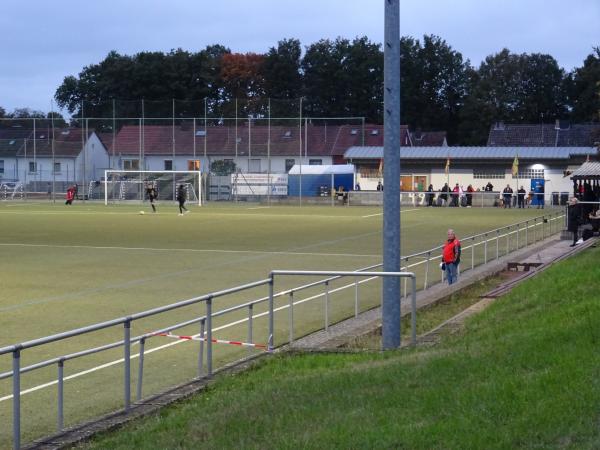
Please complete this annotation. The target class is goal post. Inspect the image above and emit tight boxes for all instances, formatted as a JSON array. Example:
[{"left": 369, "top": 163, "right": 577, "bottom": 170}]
[{"left": 104, "top": 170, "right": 202, "bottom": 206}]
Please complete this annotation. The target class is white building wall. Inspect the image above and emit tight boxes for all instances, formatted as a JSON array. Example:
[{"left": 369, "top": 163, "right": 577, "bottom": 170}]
[
  {"left": 0, "top": 157, "right": 18, "bottom": 181},
  {"left": 75, "top": 133, "right": 109, "bottom": 182}
]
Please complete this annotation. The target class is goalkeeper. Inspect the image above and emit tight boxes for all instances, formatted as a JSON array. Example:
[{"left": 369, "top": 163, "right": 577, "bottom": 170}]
[
  {"left": 177, "top": 184, "right": 189, "bottom": 215},
  {"left": 145, "top": 183, "right": 157, "bottom": 213}
]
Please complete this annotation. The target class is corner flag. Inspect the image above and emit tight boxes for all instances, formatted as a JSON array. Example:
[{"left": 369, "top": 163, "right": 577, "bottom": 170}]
[{"left": 512, "top": 155, "right": 519, "bottom": 177}]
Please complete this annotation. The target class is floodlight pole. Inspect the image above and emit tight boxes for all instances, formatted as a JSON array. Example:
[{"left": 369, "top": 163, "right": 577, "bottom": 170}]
[{"left": 382, "top": 0, "right": 401, "bottom": 349}]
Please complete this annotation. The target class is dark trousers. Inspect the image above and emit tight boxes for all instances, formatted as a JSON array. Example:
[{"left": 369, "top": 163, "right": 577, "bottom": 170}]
[
  {"left": 178, "top": 200, "right": 187, "bottom": 213},
  {"left": 518, "top": 196, "right": 525, "bottom": 208}
]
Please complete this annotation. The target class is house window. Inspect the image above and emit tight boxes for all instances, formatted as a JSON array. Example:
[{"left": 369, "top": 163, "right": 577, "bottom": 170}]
[
  {"left": 309, "top": 159, "right": 322, "bottom": 165},
  {"left": 285, "top": 159, "right": 295, "bottom": 172},
  {"left": 473, "top": 169, "right": 505, "bottom": 179},
  {"left": 123, "top": 159, "right": 139, "bottom": 171},
  {"left": 188, "top": 160, "right": 200, "bottom": 171},
  {"left": 0, "top": 160, "right": 4, "bottom": 174},
  {"left": 29, "top": 161, "right": 37, "bottom": 173},
  {"left": 513, "top": 169, "right": 544, "bottom": 179},
  {"left": 53, "top": 162, "right": 61, "bottom": 174},
  {"left": 164, "top": 160, "right": 173, "bottom": 171}
]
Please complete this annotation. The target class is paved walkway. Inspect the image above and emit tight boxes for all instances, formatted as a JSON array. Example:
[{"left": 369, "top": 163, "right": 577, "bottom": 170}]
[{"left": 288, "top": 235, "right": 597, "bottom": 350}]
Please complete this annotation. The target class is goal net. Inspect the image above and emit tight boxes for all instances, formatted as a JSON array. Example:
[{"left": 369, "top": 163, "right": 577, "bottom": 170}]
[{"left": 104, "top": 170, "right": 202, "bottom": 206}]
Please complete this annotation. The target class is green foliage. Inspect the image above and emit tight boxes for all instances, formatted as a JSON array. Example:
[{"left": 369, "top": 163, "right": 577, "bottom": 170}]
[{"left": 210, "top": 159, "right": 236, "bottom": 175}]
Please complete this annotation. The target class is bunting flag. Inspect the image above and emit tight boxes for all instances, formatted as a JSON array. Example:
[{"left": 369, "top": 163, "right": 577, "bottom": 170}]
[
  {"left": 378, "top": 158, "right": 383, "bottom": 176},
  {"left": 512, "top": 155, "right": 519, "bottom": 177},
  {"left": 444, "top": 157, "right": 450, "bottom": 176},
  {"left": 586, "top": 154, "right": 590, "bottom": 162}
]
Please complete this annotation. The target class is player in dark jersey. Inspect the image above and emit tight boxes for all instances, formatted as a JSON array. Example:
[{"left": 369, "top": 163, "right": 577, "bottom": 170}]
[
  {"left": 145, "top": 183, "right": 157, "bottom": 213},
  {"left": 177, "top": 184, "right": 189, "bottom": 215}
]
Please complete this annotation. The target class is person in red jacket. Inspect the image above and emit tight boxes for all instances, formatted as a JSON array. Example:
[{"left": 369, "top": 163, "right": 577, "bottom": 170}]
[
  {"left": 441, "top": 229, "right": 461, "bottom": 285},
  {"left": 65, "top": 186, "right": 75, "bottom": 205}
]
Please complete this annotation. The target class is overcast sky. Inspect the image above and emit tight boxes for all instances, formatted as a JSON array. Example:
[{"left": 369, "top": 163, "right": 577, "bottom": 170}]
[{"left": 1, "top": 0, "right": 598, "bottom": 114}]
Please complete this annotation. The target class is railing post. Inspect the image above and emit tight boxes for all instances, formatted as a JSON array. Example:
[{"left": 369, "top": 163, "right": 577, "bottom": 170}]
[
  {"left": 354, "top": 277, "right": 359, "bottom": 317},
  {"left": 288, "top": 291, "right": 294, "bottom": 343},
  {"left": 526, "top": 220, "right": 529, "bottom": 246},
  {"left": 471, "top": 237, "right": 475, "bottom": 271},
  {"left": 136, "top": 338, "right": 145, "bottom": 401},
  {"left": 198, "top": 318, "right": 205, "bottom": 377},
  {"left": 123, "top": 320, "right": 131, "bottom": 411},
  {"left": 206, "top": 297, "right": 213, "bottom": 375},
  {"left": 248, "top": 303, "right": 254, "bottom": 353},
  {"left": 496, "top": 229, "right": 500, "bottom": 260},
  {"left": 484, "top": 233, "right": 488, "bottom": 264},
  {"left": 534, "top": 218, "right": 537, "bottom": 242},
  {"left": 516, "top": 223, "right": 520, "bottom": 249},
  {"left": 13, "top": 348, "right": 21, "bottom": 450},
  {"left": 324, "top": 281, "right": 330, "bottom": 332},
  {"left": 268, "top": 278, "right": 274, "bottom": 351},
  {"left": 424, "top": 251, "right": 430, "bottom": 289},
  {"left": 506, "top": 226, "right": 510, "bottom": 255},
  {"left": 411, "top": 276, "right": 417, "bottom": 346},
  {"left": 57, "top": 359, "right": 64, "bottom": 431}
]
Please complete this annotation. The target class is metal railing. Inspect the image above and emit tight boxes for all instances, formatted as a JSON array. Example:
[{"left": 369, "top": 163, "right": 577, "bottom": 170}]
[{"left": 0, "top": 209, "right": 565, "bottom": 449}]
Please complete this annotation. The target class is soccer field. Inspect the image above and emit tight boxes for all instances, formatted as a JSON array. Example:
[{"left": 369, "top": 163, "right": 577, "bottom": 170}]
[{"left": 0, "top": 201, "right": 558, "bottom": 445}]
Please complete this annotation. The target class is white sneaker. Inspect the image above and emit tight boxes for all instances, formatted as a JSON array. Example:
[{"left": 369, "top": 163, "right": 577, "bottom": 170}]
[
  {"left": 178, "top": 213, "right": 183, "bottom": 216},
  {"left": 184, "top": 210, "right": 190, "bottom": 214},
  {"left": 576, "top": 238, "right": 583, "bottom": 244}
]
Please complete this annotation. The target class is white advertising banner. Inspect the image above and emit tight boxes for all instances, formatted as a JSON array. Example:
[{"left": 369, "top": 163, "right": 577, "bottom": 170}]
[{"left": 231, "top": 173, "right": 288, "bottom": 196}]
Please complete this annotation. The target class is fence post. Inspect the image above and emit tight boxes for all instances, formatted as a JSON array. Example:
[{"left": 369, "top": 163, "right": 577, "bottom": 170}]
[
  {"left": 506, "top": 226, "right": 510, "bottom": 255},
  {"left": 13, "top": 348, "right": 21, "bottom": 450},
  {"left": 471, "top": 237, "right": 475, "bottom": 271},
  {"left": 123, "top": 320, "right": 131, "bottom": 411},
  {"left": 496, "top": 229, "right": 500, "bottom": 260},
  {"left": 137, "top": 337, "right": 145, "bottom": 401},
  {"left": 534, "top": 218, "right": 537, "bottom": 242},
  {"left": 324, "top": 281, "right": 330, "bottom": 332},
  {"left": 57, "top": 359, "right": 64, "bottom": 431},
  {"left": 248, "top": 303, "right": 254, "bottom": 354},
  {"left": 354, "top": 277, "right": 359, "bottom": 317},
  {"left": 288, "top": 291, "right": 294, "bottom": 343},
  {"left": 516, "top": 223, "right": 520, "bottom": 249},
  {"left": 268, "top": 278, "right": 274, "bottom": 351},
  {"left": 424, "top": 252, "right": 430, "bottom": 290},
  {"left": 411, "top": 276, "right": 417, "bottom": 346},
  {"left": 206, "top": 297, "right": 213, "bottom": 376},
  {"left": 484, "top": 233, "right": 488, "bottom": 264},
  {"left": 526, "top": 220, "right": 529, "bottom": 246},
  {"left": 198, "top": 318, "right": 205, "bottom": 377}
]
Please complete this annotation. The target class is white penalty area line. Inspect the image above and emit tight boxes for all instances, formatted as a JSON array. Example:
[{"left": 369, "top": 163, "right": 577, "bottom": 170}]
[
  {"left": 362, "top": 208, "right": 419, "bottom": 218},
  {"left": 0, "top": 242, "right": 381, "bottom": 259}
]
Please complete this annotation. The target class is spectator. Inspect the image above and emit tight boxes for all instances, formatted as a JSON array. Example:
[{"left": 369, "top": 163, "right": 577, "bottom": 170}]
[
  {"left": 426, "top": 184, "right": 434, "bottom": 206},
  {"left": 441, "top": 229, "right": 461, "bottom": 285},
  {"left": 568, "top": 197, "right": 581, "bottom": 246},
  {"left": 517, "top": 186, "right": 526, "bottom": 209},
  {"left": 485, "top": 182, "right": 494, "bottom": 192},
  {"left": 451, "top": 183, "right": 460, "bottom": 207},
  {"left": 502, "top": 184, "right": 513, "bottom": 208},
  {"left": 466, "top": 184, "right": 474, "bottom": 207},
  {"left": 376, "top": 181, "right": 383, "bottom": 191}
]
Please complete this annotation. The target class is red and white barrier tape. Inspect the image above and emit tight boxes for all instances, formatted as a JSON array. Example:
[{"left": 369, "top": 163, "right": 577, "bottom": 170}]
[{"left": 154, "top": 332, "right": 270, "bottom": 351}]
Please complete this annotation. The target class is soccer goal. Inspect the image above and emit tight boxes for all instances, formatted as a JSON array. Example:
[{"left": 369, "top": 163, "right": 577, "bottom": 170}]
[{"left": 104, "top": 170, "right": 202, "bottom": 206}]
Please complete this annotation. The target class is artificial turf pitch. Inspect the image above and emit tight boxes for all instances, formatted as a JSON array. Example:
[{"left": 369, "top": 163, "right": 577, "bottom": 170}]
[{"left": 0, "top": 201, "right": 554, "bottom": 445}]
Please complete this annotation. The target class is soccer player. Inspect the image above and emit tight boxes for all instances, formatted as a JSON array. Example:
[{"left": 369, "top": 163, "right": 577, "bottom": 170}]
[
  {"left": 145, "top": 183, "right": 157, "bottom": 213},
  {"left": 65, "top": 185, "right": 75, "bottom": 205},
  {"left": 177, "top": 184, "right": 189, "bottom": 215}
]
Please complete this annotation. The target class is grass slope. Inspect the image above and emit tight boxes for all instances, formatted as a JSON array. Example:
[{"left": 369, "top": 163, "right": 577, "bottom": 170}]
[{"left": 84, "top": 246, "right": 600, "bottom": 449}]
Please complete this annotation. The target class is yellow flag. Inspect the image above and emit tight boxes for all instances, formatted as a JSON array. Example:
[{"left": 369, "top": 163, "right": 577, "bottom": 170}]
[
  {"left": 512, "top": 155, "right": 519, "bottom": 177},
  {"left": 444, "top": 157, "right": 450, "bottom": 176},
  {"left": 378, "top": 158, "right": 383, "bottom": 176}
]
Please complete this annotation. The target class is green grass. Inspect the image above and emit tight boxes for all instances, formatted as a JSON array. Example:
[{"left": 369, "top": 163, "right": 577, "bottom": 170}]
[
  {"left": 83, "top": 245, "right": 600, "bottom": 450},
  {"left": 0, "top": 201, "right": 556, "bottom": 446}
]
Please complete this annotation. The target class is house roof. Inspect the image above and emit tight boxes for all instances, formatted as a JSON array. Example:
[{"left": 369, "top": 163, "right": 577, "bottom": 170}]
[
  {"left": 344, "top": 146, "right": 596, "bottom": 161},
  {"left": 409, "top": 130, "right": 447, "bottom": 146},
  {"left": 106, "top": 124, "right": 416, "bottom": 157},
  {"left": 0, "top": 129, "right": 30, "bottom": 157},
  {"left": 487, "top": 123, "right": 600, "bottom": 147},
  {"left": 570, "top": 161, "right": 600, "bottom": 179}
]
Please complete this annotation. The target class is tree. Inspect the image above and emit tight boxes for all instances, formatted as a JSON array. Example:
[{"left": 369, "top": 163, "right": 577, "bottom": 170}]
[
  {"left": 567, "top": 47, "right": 600, "bottom": 123},
  {"left": 210, "top": 159, "right": 236, "bottom": 175},
  {"left": 400, "top": 35, "right": 471, "bottom": 143},
  {"left": 262, "top": 38, "right": 302, "bottom": 117},
  {"left": 459, "top": 49, "right": 567, "bottom": 144},
  {"left": 219, "top": 52, "right": 266, "bottom": 117}
]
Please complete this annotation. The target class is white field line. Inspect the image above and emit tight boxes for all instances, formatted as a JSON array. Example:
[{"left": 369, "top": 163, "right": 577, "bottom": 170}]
[
  {"left": 0, "top": 242, "right": 381, "bottom": 259},
  {"left": 362, "top": 208, "right": 419, "bottom": 218},
  {"left": 0, "top": 216, "right": 559, "bottom": 402},
  {"left": 247, "top": 206, "right": 271, "bottom": 210}
]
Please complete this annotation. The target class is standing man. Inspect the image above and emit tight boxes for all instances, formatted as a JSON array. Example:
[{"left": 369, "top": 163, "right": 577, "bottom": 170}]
[
  {"left": 442, "top": 229, "right": 461, "bottom": 285},
  {"left": 426, "top": 183, "right": 434, "bottom": 206},
  {"left": 568, "top": 197, "right": 581, "bottom": 247},
  {"left": 177, "top": 184, "right": 189, "bottom": 216},
  {"left": 145, "top": 183, "right": 157, "bottom": 213},
  {"left": 502, "top": 184, "right": 513, "bottom": 208},
  {"left": 517, "top": 185, "right": 526, "bottom": 209}
]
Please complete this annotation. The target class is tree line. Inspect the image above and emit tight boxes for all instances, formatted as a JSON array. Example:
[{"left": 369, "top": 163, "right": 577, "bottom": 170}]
[{"left": 2, "top": 35, "right": 599, "bottom": 145}]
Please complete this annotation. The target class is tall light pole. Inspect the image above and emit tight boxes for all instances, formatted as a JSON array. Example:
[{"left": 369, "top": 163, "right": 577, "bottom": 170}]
[{"left": 382, "top": 0, "right": 401, "bottom": 349}]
